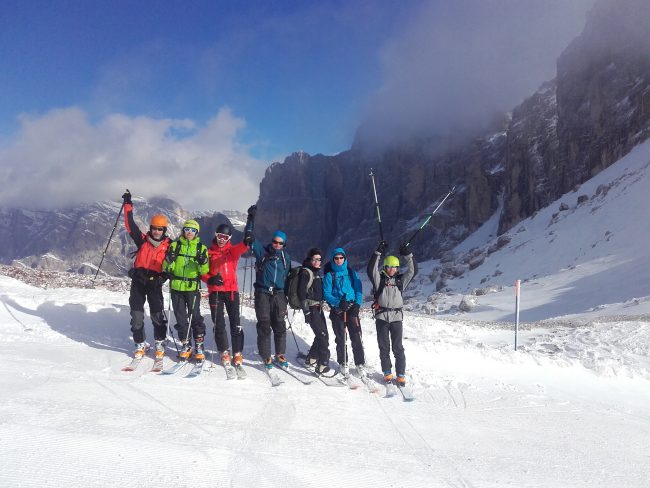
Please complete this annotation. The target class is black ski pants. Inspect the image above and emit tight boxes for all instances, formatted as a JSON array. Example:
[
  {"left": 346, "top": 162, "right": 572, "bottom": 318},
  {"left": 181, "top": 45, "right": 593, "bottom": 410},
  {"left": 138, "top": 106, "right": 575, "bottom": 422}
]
[
  {"left": 330, "top": 309, "right": 365, "bottom": 366},
  {"left": 209, "top": 291, "right": 243, "bottom": 354},
  {"left": 254, "top": 289, "right": 287, "bottom": 360},
  {"left": 375, "top": 319, "right": 405, "bottom": 376},
  {"left": 171, "top": 290, "right": 206, "bottom": 343},
  {"left": 306, "top": 305, "right": 330, "bottom": 366},
  {"left": 129, "top": 279, "right": 167, "bottom": 344}
]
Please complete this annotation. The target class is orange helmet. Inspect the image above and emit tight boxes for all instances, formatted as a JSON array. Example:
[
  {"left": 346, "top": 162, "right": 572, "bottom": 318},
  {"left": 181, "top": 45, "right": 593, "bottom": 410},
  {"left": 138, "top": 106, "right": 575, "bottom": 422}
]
[{"left": 150, "top": 214, "right": 168, "bottom": 228}]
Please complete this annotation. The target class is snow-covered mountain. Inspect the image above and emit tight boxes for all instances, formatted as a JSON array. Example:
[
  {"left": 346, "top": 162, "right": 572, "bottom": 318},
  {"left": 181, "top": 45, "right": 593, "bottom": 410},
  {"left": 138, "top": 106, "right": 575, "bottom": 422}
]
[{"left": 0, "top": 197, "right": 245, "bottom": 277}]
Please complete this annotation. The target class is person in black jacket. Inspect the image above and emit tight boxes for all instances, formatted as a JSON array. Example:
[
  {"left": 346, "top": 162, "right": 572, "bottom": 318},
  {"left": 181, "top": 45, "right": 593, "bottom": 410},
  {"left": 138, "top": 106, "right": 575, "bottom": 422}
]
[{"left": 298, "top": 248, "right": 331, "bottom": 375}]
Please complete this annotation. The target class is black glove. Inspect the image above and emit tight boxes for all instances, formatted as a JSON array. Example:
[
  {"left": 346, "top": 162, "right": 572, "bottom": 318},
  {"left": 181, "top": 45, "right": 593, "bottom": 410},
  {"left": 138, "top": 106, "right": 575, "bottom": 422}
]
[
  {"left": 338, "top": 298, "right": 349, "bottom": 312},
  {"left": 376, "top": 240, "right": 388, "bottom": 254},
  {"left": 348, "top": 303, "right": 360, "bottom": 317},
  {"left": 122, "top": 191, "right": 132, "bottom": 205},
  {"left": 303, "top": 308, "right": 311, "bottom": 324},
  {"left": 207, "top": 273, "right": 224, "bottom": 286},
  {"left": 247, "top": 205, "right": 257, "bottom": 219},
  {"left": 399, "top": 242, "right": 412, "bottom": 256},
  {"left": 196, "top": 252, "right": 208, "bottom": 266},
  {"left": 243, "top": 231, "right": 254, "bottom": 246},
  {"left": 157, "top": 272, "right": 170, "bottom": 284}
]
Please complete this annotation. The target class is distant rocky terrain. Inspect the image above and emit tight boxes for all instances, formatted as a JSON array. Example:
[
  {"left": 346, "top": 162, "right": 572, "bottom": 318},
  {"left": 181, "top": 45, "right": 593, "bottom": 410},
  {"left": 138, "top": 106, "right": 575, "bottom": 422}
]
[
  {"left": 0, "top": 198, "right": 245, "bottom": 277},
  {"left": 253, "top": 0, "right": 650, "bottom": 265}
]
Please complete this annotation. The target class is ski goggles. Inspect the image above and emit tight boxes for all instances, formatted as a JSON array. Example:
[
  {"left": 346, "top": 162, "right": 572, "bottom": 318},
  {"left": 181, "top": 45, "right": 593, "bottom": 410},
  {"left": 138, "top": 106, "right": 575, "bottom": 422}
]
[
  {"left": 150, "top": 226, "right": 165, "bottom": 232},
  {"left": 215, "top": 233, "right": 231, "bottom": 241},
  {"left": 384, "top": 265, "right": 398, "bottom": 269},
  {"left": 183, "top": 227, "right": 198, "bottom": 234}
]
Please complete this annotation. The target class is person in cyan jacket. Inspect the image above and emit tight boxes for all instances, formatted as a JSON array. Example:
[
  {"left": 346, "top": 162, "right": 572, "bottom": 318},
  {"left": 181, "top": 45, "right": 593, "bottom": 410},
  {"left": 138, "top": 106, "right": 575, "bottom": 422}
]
[
  {"left": 298, "top": 247, "right": 331, "bottom": 375},
  {"left": 367, "top": 240, "right": 417, "bottom": 386},
  {"left": 323, "top": 247, "right": 365, "bottom": 376},
  {"left": 247, "top": 205, "right": 292, "bottom": 369},
  {"left": 122, "top": 190, "right": 172, "bottom": 360},
  {"left": 201, "top": 222, "right": 250, "bottom": 367}
]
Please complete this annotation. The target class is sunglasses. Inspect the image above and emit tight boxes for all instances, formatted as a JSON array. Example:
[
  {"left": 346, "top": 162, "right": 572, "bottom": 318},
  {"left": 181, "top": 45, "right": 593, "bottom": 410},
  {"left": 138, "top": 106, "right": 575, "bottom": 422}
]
[
  {"left": 333, "top": 256, "right": 345, "bottom": 261},
  {"left": 215, "top": 233, "right": 231, "bottom": 241},
  {"left": 272, "top": 240, "right": 285, "bottom": 246},
  {"left": 385, "top": 266, "right": 398, "bottom": 269},
  {"left": 183, "top": 227, "right": 198, "bottom": 234},
  {"left": 150, "top": 226, "right": 165, "bottom": 232},
  {"left": 311, "top": 257, "right": 322, "bottom": 262}
]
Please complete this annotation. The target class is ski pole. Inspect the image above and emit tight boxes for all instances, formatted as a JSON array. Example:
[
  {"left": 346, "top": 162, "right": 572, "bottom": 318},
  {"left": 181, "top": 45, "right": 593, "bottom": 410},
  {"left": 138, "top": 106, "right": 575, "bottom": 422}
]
[
  {"left": 369, "top": 168, "right": 385, "bottom": 242},
  {"left": 286, "top": 309, "right": 304, "bottom": 357},
  {"left": 92, "top": 190, "right": 128, "bottom": 287},
  {"left": 240, "top": 254, "right": 249, "bottom": 316},
  {"left": 402, "top": 186, "right": 455, "bottom": 252},
  {"left": 342, "top": 309, "right": 349, "bottom": 377}
]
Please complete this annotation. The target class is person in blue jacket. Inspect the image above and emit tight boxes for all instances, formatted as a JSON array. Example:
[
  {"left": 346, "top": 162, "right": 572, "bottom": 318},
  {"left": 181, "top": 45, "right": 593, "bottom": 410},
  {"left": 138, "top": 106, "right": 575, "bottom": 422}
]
[
  {"left": 246, "top": 205, "right": 292, "bottom": 369},
  {"left": 323, "top": 247, "right": 365, "bottom": 376}
]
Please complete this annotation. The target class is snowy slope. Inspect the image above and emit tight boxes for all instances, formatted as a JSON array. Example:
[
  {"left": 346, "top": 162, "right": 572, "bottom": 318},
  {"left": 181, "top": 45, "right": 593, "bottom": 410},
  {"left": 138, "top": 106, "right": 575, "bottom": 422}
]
[
  {"left": 409, "top": 139, "right": 650, "bottom": 323},
  {"left": 1, "top": 273, "right": 649, "bottom": 487}
]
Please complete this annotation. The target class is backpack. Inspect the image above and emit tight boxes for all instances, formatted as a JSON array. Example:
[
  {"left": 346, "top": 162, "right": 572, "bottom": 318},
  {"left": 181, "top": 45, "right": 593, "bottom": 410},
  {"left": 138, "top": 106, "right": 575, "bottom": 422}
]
[
  {"left": 286, "top": 267, "right": 314, "bottom": 310},
  {"left": 371, "top": 272, "right": 403, "bottom": 314}
]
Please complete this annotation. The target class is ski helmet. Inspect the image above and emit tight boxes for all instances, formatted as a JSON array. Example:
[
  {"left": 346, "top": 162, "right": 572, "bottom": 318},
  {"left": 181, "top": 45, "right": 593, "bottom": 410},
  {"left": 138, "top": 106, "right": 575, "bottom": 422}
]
[
  {"left": 383, "top": 255, "right": 400, "bottom": 268},
  {"left": 182, "top": 219, "right": 200, "bottom": 232},
  {"left": 150, "top": 214, "right": 168, "bottom": 228},
  {"left": 215, "top": 223, "right": 232, "bottom": 236}
]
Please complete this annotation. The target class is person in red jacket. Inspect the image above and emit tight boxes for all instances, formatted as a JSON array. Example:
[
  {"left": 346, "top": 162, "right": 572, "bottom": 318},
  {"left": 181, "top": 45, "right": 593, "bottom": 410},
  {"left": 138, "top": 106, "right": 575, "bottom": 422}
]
[
  {"left": 201, "top": 222, "right": 251, "bottom": 367},
  {"left": 122, "top": 191, "right": 172, "bottom": 359}
]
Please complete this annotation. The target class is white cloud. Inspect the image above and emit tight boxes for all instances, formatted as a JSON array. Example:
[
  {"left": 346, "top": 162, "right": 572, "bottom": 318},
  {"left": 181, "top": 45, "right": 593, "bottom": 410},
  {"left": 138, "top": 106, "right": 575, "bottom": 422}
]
[
  {"left": 0, "top": 107, "right": 265, "bottom": 211},
  {"left": 358, "top": 0, "right": 597, "bottom": 147}
]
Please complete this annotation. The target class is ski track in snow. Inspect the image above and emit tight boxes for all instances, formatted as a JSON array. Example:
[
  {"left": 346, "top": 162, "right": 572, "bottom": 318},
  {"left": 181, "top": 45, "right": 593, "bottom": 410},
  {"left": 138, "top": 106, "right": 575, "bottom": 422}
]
[{"left": 1, "top": 275, "right": 650, "bottom": 487}]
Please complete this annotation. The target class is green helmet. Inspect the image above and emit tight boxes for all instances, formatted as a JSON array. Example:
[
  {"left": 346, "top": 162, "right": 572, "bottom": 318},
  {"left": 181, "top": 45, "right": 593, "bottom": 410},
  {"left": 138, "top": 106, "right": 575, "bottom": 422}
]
[
  {"left": 182, "top": 219, "right": 200, "bottom": 231},
  {"left": 383, "top": 255, "right": 400, "bottom": 268}
]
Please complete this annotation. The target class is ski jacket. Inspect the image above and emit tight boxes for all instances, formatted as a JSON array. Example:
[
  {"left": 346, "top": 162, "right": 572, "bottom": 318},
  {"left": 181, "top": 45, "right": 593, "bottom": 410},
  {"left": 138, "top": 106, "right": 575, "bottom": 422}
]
[
  {"left": 367, "top": 251, "right": 417, "bottom": 322},
  {"left": 124, "top": 203, "right": 171, "bottom": 277},
  {"left": 202, "top": 239, "right": 248, "bottom": 294},
  {"left": 322, "top": 247, "right": 363, "bottom": 308},
  {"left": 297, "top": 259, "right": 323, "bottom": 310},
  {"left": 163, "top": 237, "right": 209, "bottom": 292},
  {"left": 251, "top": 239, "right": 291, "bottom": 294}
]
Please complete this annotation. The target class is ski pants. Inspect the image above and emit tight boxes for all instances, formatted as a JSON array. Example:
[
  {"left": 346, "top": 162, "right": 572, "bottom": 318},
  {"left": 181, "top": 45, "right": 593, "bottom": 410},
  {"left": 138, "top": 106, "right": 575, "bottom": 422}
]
[
  {"left": 171, "top": 290, "right": 206, "bottom": 344},
  {"left": 375, "top": 319, "right": 405, "bottom": 376},
  {"left": 306, "top": 305, "right": 330, "bottom": 366},
  {"left": 254, "top": 289, "right": 287, "bottom": 360},
  {"left": 129, "top": 279, "right": 167, "bottom": 344},
  {"left": 209, "top": 291, "right": 243, "bottom": 354},
  {"left": 330, "top": 309, "right": 365, "bottom": 366}
]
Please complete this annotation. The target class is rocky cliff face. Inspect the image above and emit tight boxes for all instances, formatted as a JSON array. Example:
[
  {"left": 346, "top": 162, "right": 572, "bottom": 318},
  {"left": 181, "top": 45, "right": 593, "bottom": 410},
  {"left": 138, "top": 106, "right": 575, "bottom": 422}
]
[
  {"left": 256, "top": 0, "right": 650, "bottom": 265},
  {"left": 500, "top": 0, "right": 650, "bottom": 233},
  {"left": 0, "top": 198, "right": 244, "bottom": 277}
]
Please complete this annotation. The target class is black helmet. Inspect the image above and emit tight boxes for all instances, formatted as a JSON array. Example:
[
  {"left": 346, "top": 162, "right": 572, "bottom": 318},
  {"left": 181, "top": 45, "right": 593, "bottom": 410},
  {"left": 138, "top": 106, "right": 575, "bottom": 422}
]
[{"left": 215, "top": 223, "right": 232, "bottom": 236}]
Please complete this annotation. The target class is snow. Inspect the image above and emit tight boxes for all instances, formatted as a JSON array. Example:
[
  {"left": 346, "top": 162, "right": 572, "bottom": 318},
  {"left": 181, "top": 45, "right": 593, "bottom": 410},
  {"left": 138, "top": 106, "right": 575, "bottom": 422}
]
[{"left": 1, "top": 141, "right": 650, "bottom": 486}]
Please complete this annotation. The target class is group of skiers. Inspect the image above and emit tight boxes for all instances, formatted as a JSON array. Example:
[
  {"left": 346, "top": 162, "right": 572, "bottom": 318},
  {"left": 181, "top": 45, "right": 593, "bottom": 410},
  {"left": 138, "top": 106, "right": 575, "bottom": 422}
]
[{"left": 122, "top": 190, "right": 417, "bottom": 386}]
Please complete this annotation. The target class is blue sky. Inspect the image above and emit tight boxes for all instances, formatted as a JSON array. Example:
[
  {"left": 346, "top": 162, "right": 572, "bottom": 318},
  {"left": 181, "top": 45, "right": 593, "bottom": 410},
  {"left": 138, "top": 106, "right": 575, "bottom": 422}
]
[{"left": 0, "top": 0, "right": 594, "bottom": 210}]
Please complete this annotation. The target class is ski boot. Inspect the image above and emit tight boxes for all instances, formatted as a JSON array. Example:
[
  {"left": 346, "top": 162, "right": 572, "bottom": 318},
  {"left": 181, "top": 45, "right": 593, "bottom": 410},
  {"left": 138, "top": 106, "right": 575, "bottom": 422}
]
[
  {"left": 264, "top": 357, "right": 273, "bottom": 370},
  {"left": 194, "top": 337, "right": 205, "bottom": 362},
  {"left": 134, "top": 342, "right": 147, "bottom": 359},
  {"left": 339, "top": 362, "right": 349, "bottom": 378},
  {"left": 154, "top": 340, "right": 165, "bottom": 360},
  {"left": 383, "top": 370, "right": 394, "bottom": 383},
  {"left": 396, "top": 374, "right": 406, "bottom": 387},
  {"left": 274, "top": 354, "right": 288, "bottom": 368},
  {"left": 356, "top": 364, "right": 368, "bottom": 378},
  {"left": 232, "top": 352, "right": 243, "bottom": 366},
  {"left": 317, "top": 363, "right": 331, "bottom": 375},
  {"left": 304, "top": 357, "right": 317, "bottom": 368},
  {"left": 179, "top": 342, "right": 192, "bottom": 361},
  {"left": 221, "top": 350, "right": 231, "bottom": 366}
]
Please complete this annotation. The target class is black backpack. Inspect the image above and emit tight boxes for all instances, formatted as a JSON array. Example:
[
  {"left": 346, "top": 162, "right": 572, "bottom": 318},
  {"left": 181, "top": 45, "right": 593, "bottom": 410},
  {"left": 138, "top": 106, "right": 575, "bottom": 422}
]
[{"left": 286, "top": 267, "right": 314, "bottom": 310}]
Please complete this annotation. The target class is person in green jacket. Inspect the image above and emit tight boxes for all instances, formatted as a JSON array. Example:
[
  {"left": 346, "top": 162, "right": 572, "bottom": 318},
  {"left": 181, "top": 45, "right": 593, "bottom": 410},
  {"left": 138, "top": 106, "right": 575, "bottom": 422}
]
[{"left": 163, "top": 219, "right": 210, "bottom": 361}]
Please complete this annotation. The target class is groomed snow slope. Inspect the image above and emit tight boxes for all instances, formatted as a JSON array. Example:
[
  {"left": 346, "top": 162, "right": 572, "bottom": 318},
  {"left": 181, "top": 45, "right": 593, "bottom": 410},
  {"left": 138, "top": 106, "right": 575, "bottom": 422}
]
[{"left": 1, "top": 274, "right": 649, "bottom": 488}]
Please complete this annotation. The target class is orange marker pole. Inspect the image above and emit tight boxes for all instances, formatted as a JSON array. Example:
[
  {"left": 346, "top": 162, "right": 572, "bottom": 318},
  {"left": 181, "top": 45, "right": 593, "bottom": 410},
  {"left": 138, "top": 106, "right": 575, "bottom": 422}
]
[{"left": 514, "top": 279, "right": 521, "bottom": 350}]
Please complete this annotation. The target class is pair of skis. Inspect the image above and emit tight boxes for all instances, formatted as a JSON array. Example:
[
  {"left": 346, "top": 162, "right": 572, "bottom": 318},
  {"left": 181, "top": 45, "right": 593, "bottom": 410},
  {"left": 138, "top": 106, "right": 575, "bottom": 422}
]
[{"left": 384, "top": 380, "right": 415, "bottom": 401}]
